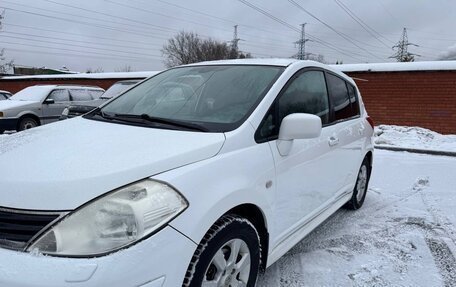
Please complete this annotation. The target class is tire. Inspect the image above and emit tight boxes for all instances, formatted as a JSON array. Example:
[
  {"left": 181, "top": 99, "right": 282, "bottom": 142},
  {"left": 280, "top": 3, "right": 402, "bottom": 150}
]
[
  {"left": 18, "top": 117, "right": 39, "bottom": 131},
  {"left": 183, "top": 215, "right": 261, "bottom": 287},
  {"left": 344, "top": 157, "right": 371, "bottom": 210}
]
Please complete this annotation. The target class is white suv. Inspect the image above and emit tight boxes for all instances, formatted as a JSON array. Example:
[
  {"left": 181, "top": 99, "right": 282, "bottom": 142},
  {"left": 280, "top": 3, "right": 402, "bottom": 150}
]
[{"left": 0, "top": 59, "right": 374, "bottom": 287}]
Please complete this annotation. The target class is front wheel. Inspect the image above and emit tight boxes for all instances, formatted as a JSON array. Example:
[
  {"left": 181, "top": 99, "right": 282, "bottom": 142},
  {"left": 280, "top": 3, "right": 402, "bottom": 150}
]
[
  {"left": 344, "top": 157, "right": 371, "bottom": 210},
  {"left": 183, "top": 215, "right": 261, "bottom": 287},
  {"left": 18, "top": 117, "right": 38, "bottom": 131}
]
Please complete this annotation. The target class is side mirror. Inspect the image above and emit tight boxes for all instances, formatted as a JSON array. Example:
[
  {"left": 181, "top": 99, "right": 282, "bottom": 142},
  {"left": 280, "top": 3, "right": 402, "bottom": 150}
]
[
  {"left": 277, "top": 113, "right": 322, "bottom": 156},
  {"left": 279, "top": 113, "right": 322, "bottom": 140},
  {"left": 43, "top": 98, "right": 55, "bottom": 105}
]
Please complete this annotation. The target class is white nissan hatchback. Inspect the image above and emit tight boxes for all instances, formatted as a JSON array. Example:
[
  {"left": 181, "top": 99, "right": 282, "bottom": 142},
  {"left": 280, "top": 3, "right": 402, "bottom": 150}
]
[{"left": 0, "top": 59, "right": 374, "bottom": 287}]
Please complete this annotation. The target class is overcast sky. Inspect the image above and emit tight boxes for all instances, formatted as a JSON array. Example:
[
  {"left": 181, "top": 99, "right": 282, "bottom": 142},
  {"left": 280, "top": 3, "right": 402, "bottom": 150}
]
[{"left": 1, "top": 0, "right": 455, "bottom": 72}]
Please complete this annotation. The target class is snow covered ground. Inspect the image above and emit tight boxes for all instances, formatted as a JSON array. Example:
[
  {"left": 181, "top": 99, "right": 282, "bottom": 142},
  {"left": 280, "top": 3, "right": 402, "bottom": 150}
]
[
  {"left": 374, "top": 125, "right": 456, "bottom": 152},
  {"left": 259, "top": 150, "right": 456, "bottom": 286}
]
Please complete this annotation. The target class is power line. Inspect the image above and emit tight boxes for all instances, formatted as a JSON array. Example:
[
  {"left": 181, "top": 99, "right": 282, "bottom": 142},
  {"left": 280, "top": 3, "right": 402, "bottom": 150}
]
[
  {"left": 3, "top": 47, "right": 161, "bottom": 63},
  {"left": 236, "top": 0, "right": 366, "bottom": 61},
  {"left": 287, "top": 0, "right": 384, "bottom": 61},
  {"left": 333, "top": 0, "right": 392, "bottom": 48},
  {"left": 0, "top": 35, "right": 162, "bottom": 58},
  {"left": 0, "top": 40, "right": 161, "bottom": 62},
  {"left": 1, "top": 31, "right": 163, "bottom": 51},
  {"left": 104, "top": 0, "right": 234, "bottom": 33},
  {"left": 3, "top": 22, "right": 159, "bottom": 47},
  {"left": 0, "top": 6, "right": 174, "bottom": 40},
  {"left": 38, "top": 0, "right": 175, "bottom": 33}
]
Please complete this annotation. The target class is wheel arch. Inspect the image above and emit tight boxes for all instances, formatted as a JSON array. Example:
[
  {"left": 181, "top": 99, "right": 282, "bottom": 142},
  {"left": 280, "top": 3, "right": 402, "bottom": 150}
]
[
  {"left": 225, "top": 203, "right": 269, "bottom": 272},
  {"left": 16, "top": 113, "right": 41, "bottom": 130}
]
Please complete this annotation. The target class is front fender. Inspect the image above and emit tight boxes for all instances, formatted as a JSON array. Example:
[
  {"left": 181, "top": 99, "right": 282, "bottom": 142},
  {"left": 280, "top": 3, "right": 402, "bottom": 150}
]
[{"left": 153, "top": 143, "right": 275, "bottom": 248}]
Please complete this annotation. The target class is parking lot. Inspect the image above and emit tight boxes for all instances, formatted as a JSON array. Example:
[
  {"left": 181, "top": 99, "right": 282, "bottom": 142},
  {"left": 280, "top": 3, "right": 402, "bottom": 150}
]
[{"left": 259, "top": 149, "right": 456, "bottom": 287}]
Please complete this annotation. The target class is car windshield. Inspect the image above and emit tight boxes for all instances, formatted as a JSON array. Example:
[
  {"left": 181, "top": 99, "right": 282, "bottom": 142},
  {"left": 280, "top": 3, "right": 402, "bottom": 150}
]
[
  {"left": 9, "top": 86, "right": 51, "bottom": 101},
  {"left": 98, "top": 65, "right": 284, "bottom": 132},
  {"left": 100, "top": 82, "right": 138, "bottom": 99}
]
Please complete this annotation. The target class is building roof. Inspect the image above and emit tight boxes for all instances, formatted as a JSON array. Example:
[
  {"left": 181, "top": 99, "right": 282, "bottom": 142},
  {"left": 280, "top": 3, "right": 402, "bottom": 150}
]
[
  {"left": 331, "top": 61, "right": 456, "bottom": 73},
  {"left": 1, "top": 71, "right": 160, "bottom": 81}
]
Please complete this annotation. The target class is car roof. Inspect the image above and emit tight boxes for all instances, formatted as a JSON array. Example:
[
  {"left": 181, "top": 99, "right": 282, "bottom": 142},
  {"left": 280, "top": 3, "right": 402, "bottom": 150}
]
[
  {"left": 181, "top": 58, "right": 355, "bottom": 85},
  {"left": 0, "top": 90, "right": 12, "bottom": 94},
  {"left": 22, "top": 85, "right": 104, "bottom": 91},
  {"left": 183, "top": 58, "right": 301, "bottom": 67}
]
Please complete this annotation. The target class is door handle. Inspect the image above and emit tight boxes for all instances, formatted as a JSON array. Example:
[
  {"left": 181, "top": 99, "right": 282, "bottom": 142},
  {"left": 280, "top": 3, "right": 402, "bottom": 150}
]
[{"left": 328, "top": 136, "right": 339, "bottom": 147}]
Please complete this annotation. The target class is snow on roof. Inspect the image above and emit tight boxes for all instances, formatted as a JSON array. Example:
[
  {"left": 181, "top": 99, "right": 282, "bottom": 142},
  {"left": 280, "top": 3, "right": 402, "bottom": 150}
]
[
  {"left": 1, "top": 71, "right": 160, "bottom": 81},
  {"left": 331, "top": 61, "right": 456, "bottom": 73}
]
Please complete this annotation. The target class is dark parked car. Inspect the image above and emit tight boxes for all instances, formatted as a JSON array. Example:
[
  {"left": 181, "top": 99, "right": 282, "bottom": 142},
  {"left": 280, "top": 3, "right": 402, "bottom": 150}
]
[{"left": 60, "top": 80, "right": 140, "bottom": 120}]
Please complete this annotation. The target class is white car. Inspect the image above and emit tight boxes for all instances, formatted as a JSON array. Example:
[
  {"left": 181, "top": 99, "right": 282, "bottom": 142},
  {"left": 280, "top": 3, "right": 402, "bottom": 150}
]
[
  {"left": 0, "top": 59, "right": 374, "bottom": 287},
  {"left": 0, "top": 85, "right": 104, "bottom": 133}
]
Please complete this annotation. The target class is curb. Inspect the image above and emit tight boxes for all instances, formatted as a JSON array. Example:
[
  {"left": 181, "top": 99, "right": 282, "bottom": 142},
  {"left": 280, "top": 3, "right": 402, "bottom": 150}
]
[{"left": 375, "top": 145, "right": 456, "bottom": 157}]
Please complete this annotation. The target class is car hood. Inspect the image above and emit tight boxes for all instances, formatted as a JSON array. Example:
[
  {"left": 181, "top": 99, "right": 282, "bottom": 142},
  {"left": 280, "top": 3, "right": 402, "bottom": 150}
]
[
  {"left": 0, "top": 118, "right": 225, "bottom": 210},
  {"left": 0, "top": 100, "right": 39, "bottom": 110}
]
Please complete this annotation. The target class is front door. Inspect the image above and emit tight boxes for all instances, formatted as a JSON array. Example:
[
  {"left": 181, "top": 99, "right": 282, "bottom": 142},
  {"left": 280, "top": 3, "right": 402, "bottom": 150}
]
[
  {"left": 41, "top": 89, "right": 71, "bottom": 124},
  {"left": 256, "top": 69, "right": 340, "bottom": 247}
]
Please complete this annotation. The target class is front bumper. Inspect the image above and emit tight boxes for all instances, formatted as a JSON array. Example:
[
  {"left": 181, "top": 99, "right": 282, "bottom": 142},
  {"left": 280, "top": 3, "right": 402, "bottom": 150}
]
[
  {"left": 0, "top": 118, "right": 19, "bottom": 131},
  {"left": 0, "top": 226, "right": 196, "bottom": 287}
]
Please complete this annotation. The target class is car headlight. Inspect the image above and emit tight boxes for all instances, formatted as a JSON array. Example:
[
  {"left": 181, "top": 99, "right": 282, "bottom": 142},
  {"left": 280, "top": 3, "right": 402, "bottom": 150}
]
[
  {"left": 27, "top": 179, "right": 188, "bottom": 256},
  {"left": 61, "top": 107, "right": 69, "bottom": 116}
]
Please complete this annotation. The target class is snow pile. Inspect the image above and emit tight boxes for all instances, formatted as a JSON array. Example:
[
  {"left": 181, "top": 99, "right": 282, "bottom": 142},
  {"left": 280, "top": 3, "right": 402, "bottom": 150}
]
[{"left": 374, "top": 125, "right": 456, "bottom": 152}]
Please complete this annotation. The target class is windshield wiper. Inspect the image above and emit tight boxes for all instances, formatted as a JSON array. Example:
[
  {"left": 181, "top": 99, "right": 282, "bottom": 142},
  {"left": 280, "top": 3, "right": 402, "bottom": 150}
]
[{"left": 113, "top": 113, "right": 209, "bottom": 132}]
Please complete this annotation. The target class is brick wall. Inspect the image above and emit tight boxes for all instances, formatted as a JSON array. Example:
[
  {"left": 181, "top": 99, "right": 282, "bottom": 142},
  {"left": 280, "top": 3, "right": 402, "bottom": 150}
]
[{"left": 346, "top": 71, "right": 456, "bottom": 134}]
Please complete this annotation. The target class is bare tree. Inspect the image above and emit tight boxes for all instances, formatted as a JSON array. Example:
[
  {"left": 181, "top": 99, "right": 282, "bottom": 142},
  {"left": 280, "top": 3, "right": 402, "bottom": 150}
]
[
  {"left": 162, "top": 31, "right": 251, "bottom": 67},
  {"left": 0, "top": 49, "right": 14, "bottom": 74},
  {"left": 86, "top": 67, "right": 105, "bottom": 73},
  {"left": 115, "top": 65, "right": 133, "bottom": 72}
]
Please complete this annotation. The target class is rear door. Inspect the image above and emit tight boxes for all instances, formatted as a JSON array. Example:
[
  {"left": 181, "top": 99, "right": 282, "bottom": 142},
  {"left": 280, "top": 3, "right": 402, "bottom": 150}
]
[
  {"left": 325, "top": 73, "right": 363, "bottom": 195},
  {"left": 255, "top": 69, "right": 338, "bottom": 245},
  {"left": 41, "top": 89, "right": 71, "bottom": 124}
]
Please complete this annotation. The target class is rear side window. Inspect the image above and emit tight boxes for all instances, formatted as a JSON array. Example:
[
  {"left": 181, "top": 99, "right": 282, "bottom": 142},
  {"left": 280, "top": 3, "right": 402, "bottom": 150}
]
[
  {"left": 89, "top": 90, "right": 104, "bottom": 99},
  {"left": 347, "top": 84, "right": 360, "bottom": 116},
  {"left": 327, "top": 74, "right": 353, "bottom": 121},
  {"left": 48, "top": 89, "right": 70, "bottom": 102},
  {"left": 70, "top": 89, "right": 93, "bottom": 101}
]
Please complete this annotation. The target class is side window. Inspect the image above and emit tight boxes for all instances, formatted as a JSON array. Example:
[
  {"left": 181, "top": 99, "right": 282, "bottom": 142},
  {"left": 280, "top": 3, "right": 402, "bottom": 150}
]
[
  {"left": 347, "top": 84, "right": 360, "bottom": 116},
  {"left": 0, "top": 93, "right": 7, "bottom": 100},
  {"left": 48, "top": 89, "right": 70, "bottom": 102},
  {"left": 278, "top": 71, "right": 330, "bottom": 125},
  {"left": 89, "top": 90, "right": 104, "bottom": 99},
  {"left": 70, "top": 89, "right": 93, "bottom": 101},
  {"left": 256, "top": 70, "right": 330, "bottom": 142},
  {"left": 327, "top": 73, "right": 353, "bottom": 121}
]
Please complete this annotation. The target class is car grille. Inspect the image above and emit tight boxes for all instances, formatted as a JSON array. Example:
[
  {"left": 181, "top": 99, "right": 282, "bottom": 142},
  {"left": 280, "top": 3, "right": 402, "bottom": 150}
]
[{"left": 0, "top": 208, "right": 63, "bottom": 251}]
